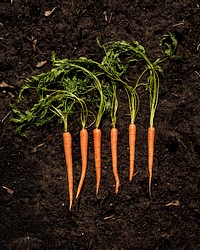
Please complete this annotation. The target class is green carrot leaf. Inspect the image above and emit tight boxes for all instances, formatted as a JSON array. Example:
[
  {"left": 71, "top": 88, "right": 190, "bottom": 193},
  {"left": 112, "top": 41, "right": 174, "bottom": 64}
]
[{"left": 160, "top": 33, "right": 177, "bottom": 58}]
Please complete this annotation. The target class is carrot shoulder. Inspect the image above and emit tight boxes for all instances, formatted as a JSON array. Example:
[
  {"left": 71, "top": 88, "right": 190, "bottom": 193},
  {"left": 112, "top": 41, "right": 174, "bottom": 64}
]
[
  {"left": 111, "top": 127, "right": 120, "bottom": 194},
  {"left": 76, "top": 128, "right": 88, "bottom": 198},
  {"left": 63, "top": 132, "right": 73, "bottom": 210},
  {"left": 93, "top": 128, "right": 101, "bottom": 195},
  {"left": 129, "top": 123, "right": 136, "bottom": 182},
  {"left": 148, "top": 126, "right": 155, "bottom": 198}
]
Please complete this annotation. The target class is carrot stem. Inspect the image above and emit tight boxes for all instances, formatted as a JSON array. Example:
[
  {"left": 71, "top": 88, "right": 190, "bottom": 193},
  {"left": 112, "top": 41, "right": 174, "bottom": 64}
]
[{"left": 63, "top": 132, "right": 73, "bottom": 210}]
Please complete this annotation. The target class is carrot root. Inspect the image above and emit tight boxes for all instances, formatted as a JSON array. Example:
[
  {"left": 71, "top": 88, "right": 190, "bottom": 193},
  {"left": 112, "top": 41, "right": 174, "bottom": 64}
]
[
  {"left": 63, "top": 132, "right": 73, "bottom": 210},
  {"left": 111, "top": 127, "right": 120, "bottom": 194},
  {"left": 76, "top": 128, "right": 88, "bottom": 199},
  {"left": 93, "top": 128, "right": 101, "bottom": 196},
  {"left": 148, "top": 126, "right": 155, "bottom": 199},
  {"left": 129, "top": 124, "right": 136, "bottom": 182}
]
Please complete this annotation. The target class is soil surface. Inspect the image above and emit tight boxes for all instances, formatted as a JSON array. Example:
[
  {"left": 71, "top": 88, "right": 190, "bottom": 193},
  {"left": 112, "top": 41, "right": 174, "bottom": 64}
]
[{"left": 0, "top": 1, "right": 200, "bottom": 249}]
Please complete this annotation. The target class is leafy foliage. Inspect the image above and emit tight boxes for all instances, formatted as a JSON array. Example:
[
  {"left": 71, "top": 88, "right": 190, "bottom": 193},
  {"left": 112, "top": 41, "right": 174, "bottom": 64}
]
[
  {"left": 160, "top": 33, "right": 178, "bottom": 58},
  {"left": 11, "top": 34, "right": 177, "bottom": 134},
  {"left": 11, "top": 53, "right": 111, "bottom": 134}
]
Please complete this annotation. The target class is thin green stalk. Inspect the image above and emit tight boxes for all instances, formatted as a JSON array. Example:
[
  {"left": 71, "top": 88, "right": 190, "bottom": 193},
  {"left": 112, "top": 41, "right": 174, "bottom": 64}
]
[
  {"left": 148, "top": 69, "right": 160, "bottom": 127},
  {"left": 65, "top": 63, "right": 105, "bottom": 129},
  {"left": 96, "top": 40, "right": 151, "bottom": 125},
  {"left": 111, "top": 81, "right": 118, "bottom": 128}
]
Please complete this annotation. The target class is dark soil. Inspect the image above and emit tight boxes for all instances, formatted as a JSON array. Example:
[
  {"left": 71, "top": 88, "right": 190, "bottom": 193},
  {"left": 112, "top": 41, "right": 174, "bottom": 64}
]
[{"left": 0, "top": 1, "right": 200, "bottom": 249}]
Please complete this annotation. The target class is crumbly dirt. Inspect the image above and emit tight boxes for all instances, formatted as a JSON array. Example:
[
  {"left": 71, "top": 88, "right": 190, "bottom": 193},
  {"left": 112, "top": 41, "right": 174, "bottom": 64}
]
[{"left": 0, "top": 1, "right": 200, "bottom": 249}]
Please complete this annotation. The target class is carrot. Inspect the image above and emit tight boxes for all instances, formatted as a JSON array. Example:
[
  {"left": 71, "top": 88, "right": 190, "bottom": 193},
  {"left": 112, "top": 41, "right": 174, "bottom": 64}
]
[
  {"left": 148, "top": 126, "right": 155, "bottom": 198},
  {"left": 63, "top": 132, "right": 73, "bottom": 210},
  {"left": 76, "top": 128, "right": 88, "bottom": 199},
  {"left": 110, "top": 127, "right": 120, "bottom": 194},
  {"left": 93, "top": 128, "right": 102, "bottom": 195},
  {"left": 129, "top": 123, "right": 136, "bottom": 182}
]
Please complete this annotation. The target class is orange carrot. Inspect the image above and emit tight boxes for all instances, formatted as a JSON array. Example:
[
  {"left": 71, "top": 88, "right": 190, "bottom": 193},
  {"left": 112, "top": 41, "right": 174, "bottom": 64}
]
[
  {"left": 129, "top": 123, "right": 136, "bottom": 182},
  {"left": 76, "top": 128, "right": 88, "bottom": 199},
  {"left": 110, "top": 127, "right": 120, "bottom": 194},
  {"left": 148, "top": 126, "right": 155, "bottom": 198},
  {"left": 93, "top": 128, "right": 101, "bottom": 195},
  {"left": 63, "top": 132, "right": 73, "bottom": 210}
]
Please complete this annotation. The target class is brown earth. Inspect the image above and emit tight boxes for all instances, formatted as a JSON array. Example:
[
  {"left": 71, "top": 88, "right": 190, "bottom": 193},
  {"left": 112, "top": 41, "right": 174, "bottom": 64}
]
[{"left": 0, "top": 1, "right": 200, "bottom": 249}]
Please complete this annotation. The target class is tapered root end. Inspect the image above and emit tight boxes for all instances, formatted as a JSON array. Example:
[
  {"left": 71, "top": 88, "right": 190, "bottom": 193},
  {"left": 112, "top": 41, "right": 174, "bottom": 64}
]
[
  {"left": 96, "top": 185, "right": 99, "bottom": 196},
  {"left": 69, "top": 193, "right": 73, "bottom": 211},
  {"left": 75, "top": 192, "right": 80, "bottom": 200},
  {"left": 69, "top": 201, "right": 73, "bottom": 211},
  {"left": 76, "top": 186, "right": 82, "bottom": 199},
  {"left": 129, "top": 165, "right": 134, "bottom": 183},
  {"left": 148, "top": 176, "right": 152, "bottom": 200},
  {"left": 115, "top": 182, "right": 120, "bottom": 195}
]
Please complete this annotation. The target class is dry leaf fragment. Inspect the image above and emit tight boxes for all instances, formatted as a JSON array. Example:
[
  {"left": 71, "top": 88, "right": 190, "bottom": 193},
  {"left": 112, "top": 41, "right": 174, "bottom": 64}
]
[
  {"left": 1, "top": 111, "right": 12, "bottom": 123},
  {"left": 31, "top": 143, "right": 45, "bottom": 153},
  {"left": 0, "top": 81, "right": 15, "bottom": 91},
  {"left": 2, "top": 186, "right": 14, "bottom": 194},
  {"left": 165, "top": 200, "right": 180, "bottom": 207},
  {"left": 32, "top": 36, "right": 37, "bottom": 52},
  {"left": 36, "top": 61, "right": 47, "bottom": 68},
  {"left": 44, "top": 7, "right": 57, "bottom": 17},
  {"left": 0, "top": 81, "right": 9, "bottom": 88},
  {"left": 8, "top": 92, "right": 15, "bottom": 98},
  {"left": 103, "top": 215, "right": 115, "bottom": 220},
  {"left": 0, "top": 81, "right": 15, "bottom": 97}
]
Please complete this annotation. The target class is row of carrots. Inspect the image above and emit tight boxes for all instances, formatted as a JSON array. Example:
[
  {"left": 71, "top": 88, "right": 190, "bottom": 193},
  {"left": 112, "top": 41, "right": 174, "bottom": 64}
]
[
  {"left": 11, "top": 35, "right": 177, "bottom": 209},
  {"left": 64, "top": 120, "right": 154, "bottom": 210}
]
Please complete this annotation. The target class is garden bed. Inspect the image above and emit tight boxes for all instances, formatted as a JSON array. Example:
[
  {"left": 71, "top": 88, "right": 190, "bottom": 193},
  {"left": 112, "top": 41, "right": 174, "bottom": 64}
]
[{"left": 0, "top": 1, "right": 200, "bottom": 249}]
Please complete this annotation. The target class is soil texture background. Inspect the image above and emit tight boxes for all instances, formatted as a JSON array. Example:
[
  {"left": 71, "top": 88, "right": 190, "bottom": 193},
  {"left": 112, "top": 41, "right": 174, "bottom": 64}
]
[{"left": 0, "top": 0, "right": 200, "bottom": 249}]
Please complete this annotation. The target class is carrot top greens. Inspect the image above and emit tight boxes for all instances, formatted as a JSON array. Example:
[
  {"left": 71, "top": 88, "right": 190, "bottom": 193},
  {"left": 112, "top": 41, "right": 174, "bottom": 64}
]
[
  {"left": 11, "top": 34, "right": 177, "bottom": 133},
  {"left": 98, "top": 34, "right": 177, "bottom": 127},
  {"left": 11, "top": 55, "right": 95, "bottom": 135},
  {"left": 95, "top": 40, "right": 148, "bottom": 125}
]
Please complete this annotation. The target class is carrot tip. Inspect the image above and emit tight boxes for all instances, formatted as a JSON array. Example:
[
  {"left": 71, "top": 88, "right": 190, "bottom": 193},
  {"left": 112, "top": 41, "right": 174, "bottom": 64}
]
[
  {"left": 96, "top": 187, "right": 99, "bottom": 196},
  {"left": 115, "top": 186, "right": 119, "bottom": 195},
  {"left": 69, "top": 202, "right": 73, "bottom": 211},
  {"left": 148, "top": 177, "right": 152, "bottom": 199},
  {"left": 76, "top": 184, "right": 83, "bottom": 199},
  {"left": 115, "top": 180, "right": 120, "bottom": 194}
]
